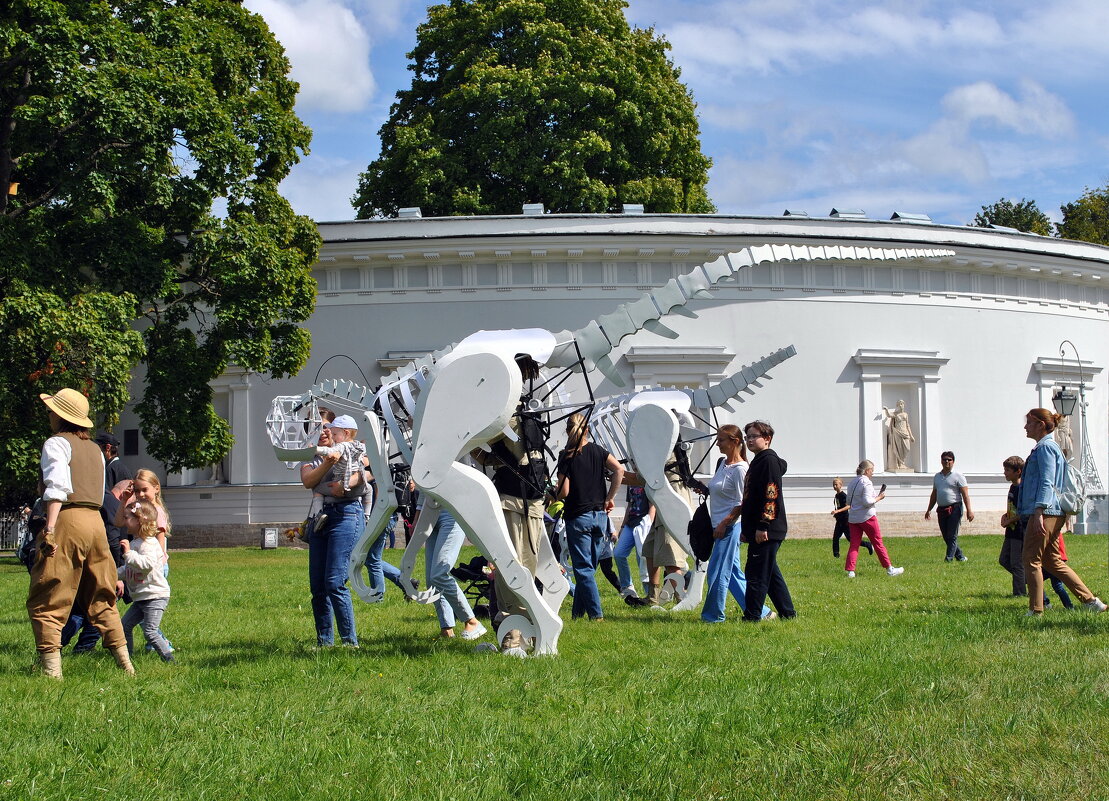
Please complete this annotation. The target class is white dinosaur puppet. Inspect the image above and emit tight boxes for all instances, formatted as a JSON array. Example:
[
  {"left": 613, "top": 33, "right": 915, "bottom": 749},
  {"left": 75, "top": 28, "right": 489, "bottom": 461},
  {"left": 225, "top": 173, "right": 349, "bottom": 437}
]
[{"left": 268, "top": 243, "right": 954, "bottom": 656}]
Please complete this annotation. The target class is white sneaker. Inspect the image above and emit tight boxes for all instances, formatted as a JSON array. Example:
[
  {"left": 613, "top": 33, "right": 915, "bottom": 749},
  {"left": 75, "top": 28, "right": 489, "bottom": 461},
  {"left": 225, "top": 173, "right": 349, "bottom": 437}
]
[
  {"left": 1083, "top": 597, "right": 1108, "bottom": 613},
  {"left": 887, "top": 566, "right": 904, "bottom": 576},
  {"left": 619, "top": 585, "right": 638, "bottom": 599},
  {"left": 846, "top": 571, "right": 856, "bottom": 578},
  {"left": 460, "top": 622, "right": 487, "bottom": 641},
  {"left": 502, "top": 646, "right": 528, "bottom": 658}
]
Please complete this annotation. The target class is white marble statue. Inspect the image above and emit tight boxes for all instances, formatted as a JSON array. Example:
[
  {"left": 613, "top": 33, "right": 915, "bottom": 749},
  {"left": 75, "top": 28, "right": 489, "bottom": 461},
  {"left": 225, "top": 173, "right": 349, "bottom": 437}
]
[{"left": 882, "top": 399, "right": 915, "bottom": 472}]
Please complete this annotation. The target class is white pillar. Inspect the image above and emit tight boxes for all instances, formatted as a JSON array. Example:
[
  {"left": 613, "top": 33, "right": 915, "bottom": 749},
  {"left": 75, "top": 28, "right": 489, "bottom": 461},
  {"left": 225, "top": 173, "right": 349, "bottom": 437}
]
[
  {"left": 920, "top": 377, "right": 942, "bottom": 474},
  {"left": 228, "top": 378, "right": 252, "bottom": 484},
  {"left": 861, "top": 377, "right": 884, "bottom": 465}
]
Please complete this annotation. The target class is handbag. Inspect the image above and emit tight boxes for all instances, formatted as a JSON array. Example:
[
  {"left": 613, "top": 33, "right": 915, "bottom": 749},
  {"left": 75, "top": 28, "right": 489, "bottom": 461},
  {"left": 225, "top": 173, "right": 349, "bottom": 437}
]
[{"left": 687, "top": 498, "right": 714, "bottom": 562}]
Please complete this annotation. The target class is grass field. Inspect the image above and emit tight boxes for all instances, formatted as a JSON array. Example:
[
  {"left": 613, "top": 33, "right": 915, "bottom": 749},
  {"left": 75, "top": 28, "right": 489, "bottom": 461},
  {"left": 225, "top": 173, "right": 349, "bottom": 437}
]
[{"left": 2, "top": 534, "right": 1108, "bottom": 801}]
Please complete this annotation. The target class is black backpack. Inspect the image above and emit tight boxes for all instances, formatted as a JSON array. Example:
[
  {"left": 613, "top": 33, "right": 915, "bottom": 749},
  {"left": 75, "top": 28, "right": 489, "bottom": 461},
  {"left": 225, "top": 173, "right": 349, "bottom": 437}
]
[
  {"left": 491, "top": 413, "right": 552, "bottom": 501},
  {"left": 687, "top": 498, "right": 714, "bottom": 561}
]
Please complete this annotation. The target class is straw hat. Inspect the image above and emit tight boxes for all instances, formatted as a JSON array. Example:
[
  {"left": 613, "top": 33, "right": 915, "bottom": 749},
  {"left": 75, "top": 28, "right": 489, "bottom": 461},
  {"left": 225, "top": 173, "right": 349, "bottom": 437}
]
[{"left": 39, "top": 388, "right": 94, "bottom": 428}]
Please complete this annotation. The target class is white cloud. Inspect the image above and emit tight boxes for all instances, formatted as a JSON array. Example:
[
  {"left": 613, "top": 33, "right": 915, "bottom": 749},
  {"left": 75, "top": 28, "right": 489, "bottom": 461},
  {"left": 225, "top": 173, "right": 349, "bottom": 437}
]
[
  {"left": 901, "top": 119, "right": 991, "bottom": 184},
  {"left": 346, "top": 0, "right": 422, "bottom": 37},
  {"left": 941, "top": 80, "right": 1075, "bottom": 138},
  {"left": 707, "top": 150, "right": 971, "bottom": 221},
  {"left": 655, "top": 2, "right": 1006, "bottom": 77},
  {"left": 1011, "top": 0, "right": 1109, "bottom": 73},
  {"left": 246, "top": 0, "right": 375, "bottom": 112},
  {"left": 279, "top": 155, "right": 364, "bottom": 221}
]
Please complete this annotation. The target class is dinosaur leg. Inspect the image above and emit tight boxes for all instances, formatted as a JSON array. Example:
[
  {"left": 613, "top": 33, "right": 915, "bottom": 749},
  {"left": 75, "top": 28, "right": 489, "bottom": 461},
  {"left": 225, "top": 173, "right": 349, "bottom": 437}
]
[
  {"left": 426, "top": 463, "right": 562, "bottom": 656},
  {"left": 627, "top": 405, "right": 694, "bottom": 557},
  {"left": 535, "top": 525, "right": 571, "bottom": 612}
]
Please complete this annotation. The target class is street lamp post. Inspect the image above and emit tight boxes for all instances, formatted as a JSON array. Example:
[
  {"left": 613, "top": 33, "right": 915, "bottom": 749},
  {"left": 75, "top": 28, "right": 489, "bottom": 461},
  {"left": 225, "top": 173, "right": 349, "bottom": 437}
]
[{"left": 1052, "top": 340, "right": 1105, "bottom": 534}]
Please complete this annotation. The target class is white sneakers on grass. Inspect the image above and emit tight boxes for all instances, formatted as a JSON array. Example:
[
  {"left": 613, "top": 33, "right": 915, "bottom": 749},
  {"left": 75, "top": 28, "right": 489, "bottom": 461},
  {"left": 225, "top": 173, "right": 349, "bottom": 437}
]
[
  {"left": 847, "top": 567, "right": 903, "bottom": 577},
  {"left": 1083, "top": 597, "right": 1107, "bottom": 613}
]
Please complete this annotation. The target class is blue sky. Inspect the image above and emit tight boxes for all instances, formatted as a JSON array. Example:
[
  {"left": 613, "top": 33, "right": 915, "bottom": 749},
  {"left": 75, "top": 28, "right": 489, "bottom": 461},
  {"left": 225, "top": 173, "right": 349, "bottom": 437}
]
[{"left": 243, "top": 0, "right": 1109, "bottom": 227}]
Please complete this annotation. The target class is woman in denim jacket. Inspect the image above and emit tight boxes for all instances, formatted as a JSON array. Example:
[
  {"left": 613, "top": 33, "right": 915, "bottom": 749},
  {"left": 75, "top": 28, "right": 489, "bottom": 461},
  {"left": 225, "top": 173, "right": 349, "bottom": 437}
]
[{"left": 1018, "top": 408, "right": 1106, "bottom": 616}]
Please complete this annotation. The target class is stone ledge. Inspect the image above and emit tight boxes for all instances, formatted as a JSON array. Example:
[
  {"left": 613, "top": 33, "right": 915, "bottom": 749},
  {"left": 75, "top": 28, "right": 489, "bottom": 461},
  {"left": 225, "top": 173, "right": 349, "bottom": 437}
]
[{"left": 171, "top": 523, "right": 307, "bottom": 550}]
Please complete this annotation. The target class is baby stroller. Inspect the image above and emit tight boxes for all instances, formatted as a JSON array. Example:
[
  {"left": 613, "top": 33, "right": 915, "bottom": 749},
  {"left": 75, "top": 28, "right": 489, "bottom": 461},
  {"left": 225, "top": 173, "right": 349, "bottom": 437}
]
[{"left": 451, "top": 555, "right": 496, "bottom": 620}]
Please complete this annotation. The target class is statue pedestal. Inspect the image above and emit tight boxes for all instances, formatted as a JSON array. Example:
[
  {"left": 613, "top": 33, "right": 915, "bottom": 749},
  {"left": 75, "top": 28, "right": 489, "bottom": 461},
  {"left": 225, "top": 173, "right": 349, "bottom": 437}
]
[{"left": 885, "top": 466, "right": 915, "bottom": 474}]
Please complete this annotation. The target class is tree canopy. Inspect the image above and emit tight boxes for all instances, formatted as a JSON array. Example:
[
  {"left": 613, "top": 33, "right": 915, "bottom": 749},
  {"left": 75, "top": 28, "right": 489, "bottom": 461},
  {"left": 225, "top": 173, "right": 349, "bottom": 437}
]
[
  {"left": 972, "top": 198, "right": 1052, "bottom": 236},
  {"left": 1057, "top": 183, "right": 1109, "bottom": 246},
  {"left": 354, "top": 0, "right": 714, "bottom": 218},
  {"left": 1, "top": 0, "right": 320, "bottom": 501}
]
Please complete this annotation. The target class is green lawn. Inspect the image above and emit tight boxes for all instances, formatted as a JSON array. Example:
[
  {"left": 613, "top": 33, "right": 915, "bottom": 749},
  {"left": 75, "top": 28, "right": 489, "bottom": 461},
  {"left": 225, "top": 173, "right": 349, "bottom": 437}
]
[{"left": 2, "top": 535, "right": 1108, "bottom": 801}]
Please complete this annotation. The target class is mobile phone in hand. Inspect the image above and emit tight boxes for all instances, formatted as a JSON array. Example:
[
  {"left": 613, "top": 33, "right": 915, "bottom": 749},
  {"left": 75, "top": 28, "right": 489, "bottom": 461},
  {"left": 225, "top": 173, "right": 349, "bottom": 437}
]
[{"left": 880, "top": 483, "right": 887, "bottom": 493}]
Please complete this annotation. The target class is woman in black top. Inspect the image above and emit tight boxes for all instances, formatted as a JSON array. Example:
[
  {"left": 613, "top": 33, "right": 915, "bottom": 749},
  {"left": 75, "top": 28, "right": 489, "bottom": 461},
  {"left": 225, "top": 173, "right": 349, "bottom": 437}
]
[
  {"left": 556, "top": 413, "right": 624, "bottom": 620},
  {"left": 739, "top": 420, "right": 796, "bottom": 621}
]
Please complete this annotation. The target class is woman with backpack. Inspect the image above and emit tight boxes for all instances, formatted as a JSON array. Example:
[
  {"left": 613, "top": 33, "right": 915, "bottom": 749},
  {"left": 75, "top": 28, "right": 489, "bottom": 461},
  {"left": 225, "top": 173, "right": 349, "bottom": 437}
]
[{"left": 1019, "top": 408, "right": 1106, "bottom": 616}]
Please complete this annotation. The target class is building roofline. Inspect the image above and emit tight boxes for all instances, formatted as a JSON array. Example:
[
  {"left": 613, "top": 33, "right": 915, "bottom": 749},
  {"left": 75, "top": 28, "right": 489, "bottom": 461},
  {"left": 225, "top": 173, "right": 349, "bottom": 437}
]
[{"left": 314, "top": 213, "right": 1109, "bottom": 266}]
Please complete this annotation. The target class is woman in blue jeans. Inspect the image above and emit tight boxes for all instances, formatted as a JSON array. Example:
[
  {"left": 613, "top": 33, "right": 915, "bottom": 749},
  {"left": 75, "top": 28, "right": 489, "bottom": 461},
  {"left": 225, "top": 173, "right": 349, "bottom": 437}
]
[
  {"left": 419, "top": 505, "right": 487, "bottom": 639},
  {"left": 555, "top": 413, "right": 625, "bottom": 620},
  {"left": 700, "top": 425, "right": 772, "bottom": 623},
  {"left": 300, "top": 419, "right": 366, "bottom": 647}
]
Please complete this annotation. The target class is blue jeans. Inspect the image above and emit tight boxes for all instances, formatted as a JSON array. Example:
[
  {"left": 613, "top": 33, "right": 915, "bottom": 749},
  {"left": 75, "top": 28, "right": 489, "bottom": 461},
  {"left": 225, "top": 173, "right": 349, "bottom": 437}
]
[
  {"left": 425, "top": 510, "right": 475, "bottom": 630},
  {"left": 1044, "top": 570, "right": 1074, "bottom": 608},
  {"left": 613, "top": 524, "right": 647, "bottom": 590},
  {"left": 309, "top": 499, "right": 362, "bottom": 646},
  {"left": 701, "top": 521, "right": 770, "bottom": 622},
  {"left": 566, "top": 510, "right": 607, "bottom": 619},
  {"left": 61, "top": 603, "right": 103, "bottom": 652},
  {"left": 364, "top": 514, "right": 405, "bottom": 596}
]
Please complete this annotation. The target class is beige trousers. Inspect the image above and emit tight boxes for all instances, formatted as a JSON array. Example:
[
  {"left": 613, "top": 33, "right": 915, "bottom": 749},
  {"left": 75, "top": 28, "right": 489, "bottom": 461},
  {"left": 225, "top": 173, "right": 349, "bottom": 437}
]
[
  {"left": 1022, "top": 514, "right": 1095, "bottom": 613},
  {"left": 27, "top": 507, "right": 126, "bottom": 652}
]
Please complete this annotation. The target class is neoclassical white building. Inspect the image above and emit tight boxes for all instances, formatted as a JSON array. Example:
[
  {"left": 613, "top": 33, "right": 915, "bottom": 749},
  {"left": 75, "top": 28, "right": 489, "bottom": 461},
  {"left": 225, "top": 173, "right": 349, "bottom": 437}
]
[{"left": 117, "top": 211, "right": 1109, "bottom": 541}]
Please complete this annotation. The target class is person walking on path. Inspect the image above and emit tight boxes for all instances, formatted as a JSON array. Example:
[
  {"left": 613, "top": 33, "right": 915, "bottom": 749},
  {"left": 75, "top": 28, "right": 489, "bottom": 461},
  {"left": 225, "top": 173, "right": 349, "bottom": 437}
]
[{"left": 925, "top": 451, "right": 974, "bottom": 562}]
